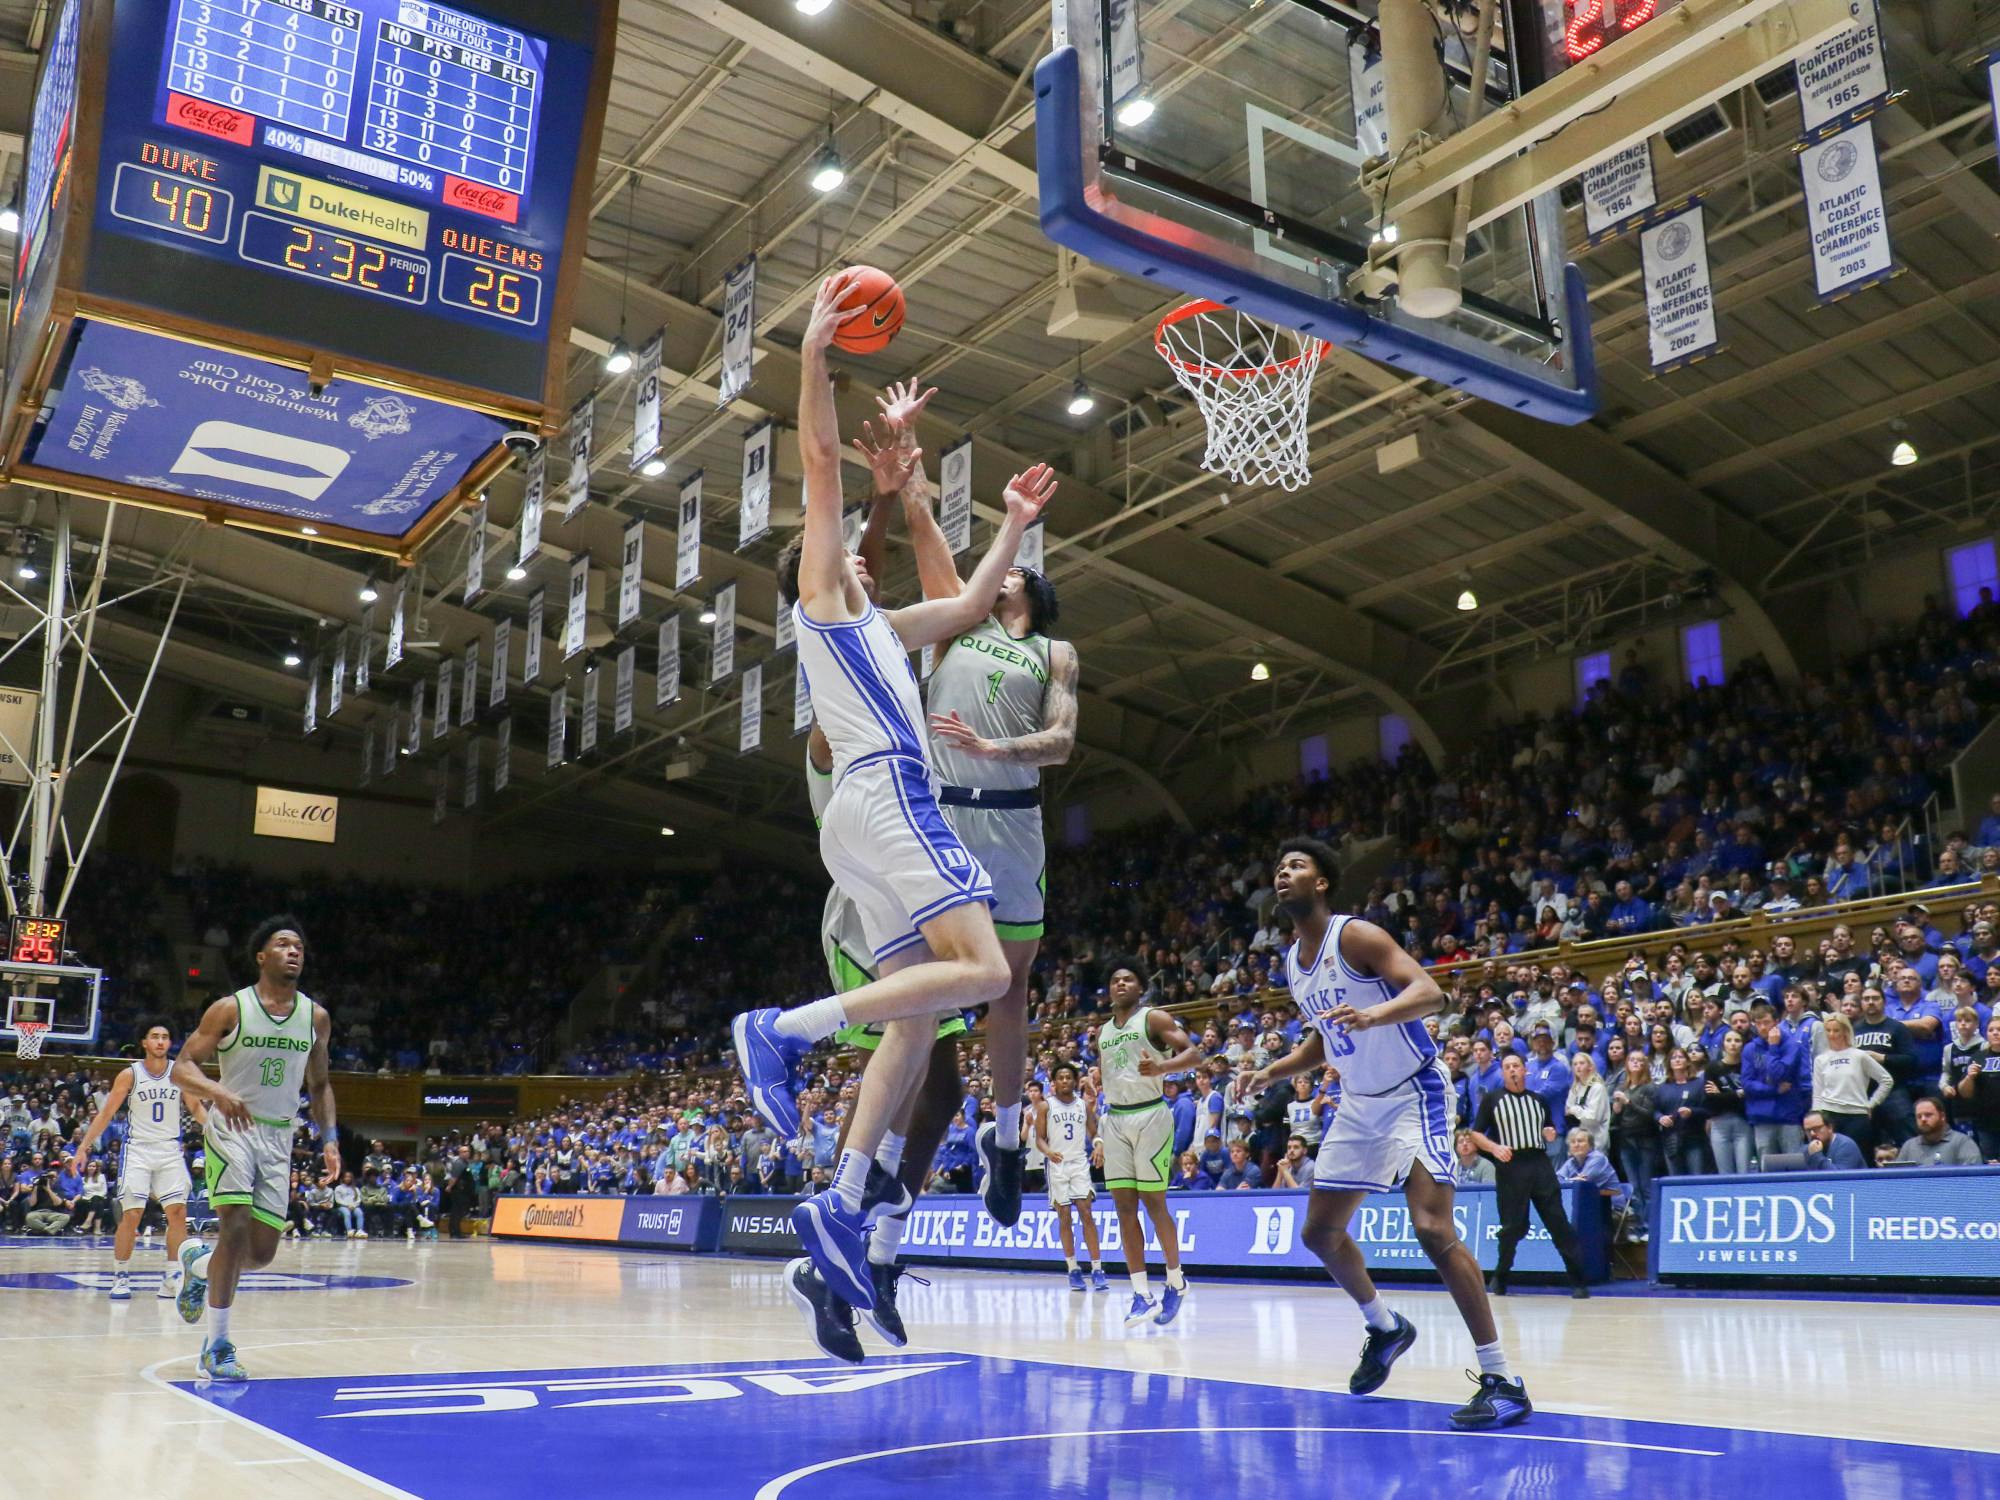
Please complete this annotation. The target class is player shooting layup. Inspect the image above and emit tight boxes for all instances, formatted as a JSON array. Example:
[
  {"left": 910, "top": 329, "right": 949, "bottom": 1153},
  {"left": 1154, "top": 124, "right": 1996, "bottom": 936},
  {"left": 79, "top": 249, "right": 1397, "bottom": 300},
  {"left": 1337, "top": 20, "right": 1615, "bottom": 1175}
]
[
  {"left": 1248, "top": 838, "right": 1531, "bottom": 1429},
  {"left": 170, "top": 917, "right": 339, "bottom": 1382},
  {"left": 732, "top": 269, "right": 1056, "bottom": 1313},
  {"left": 70, "top": 1020, "right": 209, "bottom": 1300}
]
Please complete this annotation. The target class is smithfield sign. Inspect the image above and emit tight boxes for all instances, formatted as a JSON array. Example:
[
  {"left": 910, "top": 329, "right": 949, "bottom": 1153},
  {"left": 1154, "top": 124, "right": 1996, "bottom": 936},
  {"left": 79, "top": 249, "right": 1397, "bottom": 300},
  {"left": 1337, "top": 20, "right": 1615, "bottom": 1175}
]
[{"left": 253, "top": 786, "right": 339, "bottom": 844}]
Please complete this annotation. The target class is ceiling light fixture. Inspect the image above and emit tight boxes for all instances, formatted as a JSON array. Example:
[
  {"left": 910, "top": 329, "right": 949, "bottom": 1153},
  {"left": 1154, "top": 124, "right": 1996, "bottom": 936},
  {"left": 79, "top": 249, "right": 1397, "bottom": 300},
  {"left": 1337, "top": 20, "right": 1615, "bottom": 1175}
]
[
  {"left": 358, "top": 580, "right": 379, "bottom": 603},
  {"left": 640, "top": 456, "right": 668, "bottom": 478},
  {"left": 1114, "top": 94, "right": 1155, "bottom": 127},
  {"left": 603, "top": 335, "right": 633, "bottom": 376},
  {"left": 660, "top": 825, "right": 677, "bottom": 836},
  {"left": 1888, "top": 418, "right": 1917, "bottom": 467},
  {"left": 795, "top": 0, "right": 832, "bottom": 13},
  {"left": 0, "top": 207, "right": 17, "bottom": 233},
  {"left": 699, "top": 607, "right": 718, "bottom": 624},
  {"left": 809, "top": 139, "right": 845, "bottom": 194},
  {"left": 1250, "top": 661, "right": 1270, "bottom": 681},
  {"left": 506, "top": 563, "right": 528, "bottom": 581},
  {"left": 1456, "top": 571, "right": 1478, "bottom": 611}
]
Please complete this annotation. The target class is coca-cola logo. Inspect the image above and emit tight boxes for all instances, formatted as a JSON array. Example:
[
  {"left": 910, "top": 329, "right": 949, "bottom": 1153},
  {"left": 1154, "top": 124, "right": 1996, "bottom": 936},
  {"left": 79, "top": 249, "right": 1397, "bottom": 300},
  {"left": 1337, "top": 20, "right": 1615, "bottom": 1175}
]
[
  {"left": 443, "top": 175, "right": 518, "bottom": 223},
  {"left": 165, "top": 91, "right": 255, "bottom": 144}
]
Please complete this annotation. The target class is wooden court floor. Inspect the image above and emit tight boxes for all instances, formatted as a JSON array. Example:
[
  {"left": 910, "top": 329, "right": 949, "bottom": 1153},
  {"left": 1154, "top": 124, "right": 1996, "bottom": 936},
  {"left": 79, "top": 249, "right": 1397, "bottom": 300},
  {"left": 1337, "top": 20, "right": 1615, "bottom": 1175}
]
[{"left": 5, "top": 1232, "right": 1991, "bottom": 1498}]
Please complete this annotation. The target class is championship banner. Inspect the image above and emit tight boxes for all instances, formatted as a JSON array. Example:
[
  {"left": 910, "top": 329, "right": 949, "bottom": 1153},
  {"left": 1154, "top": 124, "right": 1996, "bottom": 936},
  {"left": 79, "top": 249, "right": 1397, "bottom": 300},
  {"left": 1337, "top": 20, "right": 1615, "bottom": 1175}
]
[
  {"left": 524, "top": 590, "right": 544, "bottom": 683},
  {"left": 360, "top": 725, "right": 373, "bottom": 786},
  {"left": 433, "top": 660, "right": 453, "bottom": 741},
  {"left": 1015, "top": 520, "right": 1045, "bottom": 573},
  {"left": 719, "top": 256, "right": 756, "bottom": 409},
  {"left": 614, "top": 644, "right": 636, "bottom": 733},
  {"left": 356, "top": 604, "right": 374, "bottom": 694},
  {"left": 1347, "top": 39, "right": 1388, "bottom": 159},
  {"left": 518, "top": 449, "right": 545, "bottom": 568},
  {"left": 328, "top": 637, "right": 345, "bottom": 718},
  {"left": 303, "top": 656, "right": 319, "bottom": 736},
  {"left": 382, "top": 714, "right": 400, "bottom": 777},
  {"left": 939, "top": 438, "right": 973, "bottom": 555},
  {"left": 1582, "top": 141, "right": 1658, "bottom": 243},
  {"left": 1795, "top": 0, "right": 1890, "bottom": 139},
  {"left": 775, "top": 599, "right": 795, "bottom": 653},
  {"left": 739, "top": 662, "right": 762, "bottom": 753},
  {"left": 463, "top": 740, "right": 480, "bottom": 810},
  {"left": 633, "top": 327, "right": 665, "bottom": 472},
  {"left": 1640, "top": 203, "right": 1719, "bottom": 372},
  {"left": 432, "top": 763, "right": 447, "bottom": 825},
  {"left": 547, "top": 684, "right": 567, "bottom": 769},
  {"left": 406, "top": 683, "right": 423, "bottom": 755},
  {"left": 495, "top": 719, "right": 511, "bottom": 792},
  {"left": 618, "top": 518, "right": 644, "bottom": 629},
  {"left": 579, "top": 665, "right": 600, "bottom": 756},
  {"left": 459, "top": 641, "right": 479, "bottom": 728},
  {"left": 739, "top": 421, "right": 774, "bottom": 549},
  {"left": 675, "top": 472, "right": 703, "bottom": 590},
  {"left": 1800, "top": 121, "right": 1896, "bottom": 301},
  {"left": 563, "top": 554, "right": 589, "bottom": 661},
  {"left": 563, "top": 397, "right": 594, "bottom": 522},
  {"left": 490, "top": 618, "right": 511, "bottom": 707},
  {"left": 657, "top": 614, "right": 682, "bottom": 707},
  {"left": 464, "top": 492, "right": 487, "bottom": 603},
  {"left": 711, "top": 582, "right": 736, "bottom": 684},
  {"left": 386, "top": 579, "right": 407, "bottom": 669},
  {"left": 792, "top": 660, "right": 811, "bottom": 736}
]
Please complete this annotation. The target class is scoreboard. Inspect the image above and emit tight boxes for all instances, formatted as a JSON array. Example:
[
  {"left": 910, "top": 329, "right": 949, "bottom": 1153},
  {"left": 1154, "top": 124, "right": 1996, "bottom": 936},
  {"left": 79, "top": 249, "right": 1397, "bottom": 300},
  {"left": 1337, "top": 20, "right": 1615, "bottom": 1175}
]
[
  {"left": 1, "top": 0, "right": 617, "bottom": 556},
  {"left": 1511, "top": 0, "right": 1687, "bottom": 88}
]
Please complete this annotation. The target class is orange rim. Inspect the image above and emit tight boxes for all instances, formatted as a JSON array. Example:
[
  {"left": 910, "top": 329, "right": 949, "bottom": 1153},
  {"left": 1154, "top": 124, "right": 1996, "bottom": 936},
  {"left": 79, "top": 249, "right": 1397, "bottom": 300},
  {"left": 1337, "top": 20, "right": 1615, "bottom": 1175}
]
[{"left": 1154, "top": 300, "right": 1332, "bottom": 380}]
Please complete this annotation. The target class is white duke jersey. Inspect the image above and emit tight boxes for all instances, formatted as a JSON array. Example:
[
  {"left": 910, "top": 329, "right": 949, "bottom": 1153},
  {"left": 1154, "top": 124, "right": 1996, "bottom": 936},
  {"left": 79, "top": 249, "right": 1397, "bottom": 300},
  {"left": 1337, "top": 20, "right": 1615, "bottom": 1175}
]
[
  {"left": 795, "top": 602, "right": 930, "bottom": 782},
  {"left": 125, "top": 1061, "right": 184, "bottom": 1148},
  {"left": 1285, "top": 915, "right": 1437, "bottom": 1096},
  {"left": 1045, "top": 1096, "right": 1089, "bottom": 1155}
]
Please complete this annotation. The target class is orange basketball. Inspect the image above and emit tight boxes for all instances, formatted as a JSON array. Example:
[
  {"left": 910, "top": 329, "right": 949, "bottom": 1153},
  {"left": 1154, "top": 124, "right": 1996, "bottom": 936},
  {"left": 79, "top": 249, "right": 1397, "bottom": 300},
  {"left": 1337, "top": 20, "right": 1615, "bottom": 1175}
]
[{"left": 831, "top": 266, "right": 905, "bottom": 354}]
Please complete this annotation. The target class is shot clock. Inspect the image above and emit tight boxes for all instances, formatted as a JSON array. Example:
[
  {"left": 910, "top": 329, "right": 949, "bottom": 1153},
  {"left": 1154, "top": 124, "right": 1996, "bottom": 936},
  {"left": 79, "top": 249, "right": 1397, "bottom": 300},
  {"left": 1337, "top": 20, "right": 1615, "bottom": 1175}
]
[
  {"left": 7, "top": 916, "right": 68, "bottom": 968},
  {"left": 1, "top": 0, "right": 617, "bottom": 556},
  {"left": 1511, "top": 0, "right": 1685, "bottom": 88}
]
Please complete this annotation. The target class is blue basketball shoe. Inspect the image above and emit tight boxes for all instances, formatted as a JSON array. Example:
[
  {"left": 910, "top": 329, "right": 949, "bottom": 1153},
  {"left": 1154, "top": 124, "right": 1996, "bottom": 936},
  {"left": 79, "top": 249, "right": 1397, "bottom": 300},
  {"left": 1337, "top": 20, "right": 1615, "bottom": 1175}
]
[
  {"left": 792, "top": 1194, "right": 875, "bottom": 1311},
  {"left": 732, "top": 1008, "right": 810, "bottom": 1138}
]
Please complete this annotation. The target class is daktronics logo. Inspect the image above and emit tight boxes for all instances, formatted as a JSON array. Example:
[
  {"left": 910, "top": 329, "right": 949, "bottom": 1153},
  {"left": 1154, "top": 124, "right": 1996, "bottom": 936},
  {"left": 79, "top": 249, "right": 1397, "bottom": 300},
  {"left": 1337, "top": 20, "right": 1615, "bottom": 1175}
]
[
  {"left": 1666, "top": 1191, "right": 1837, "bottom": 1264},
  {"left": 443, "top": 175, "right": 519, "bottom": 224},
  {"left": 165, "top": 92, "right": 255, "bottom": 145},
  {"left": 522, "top": 1204, "right": 585, "bottom": 1229}
]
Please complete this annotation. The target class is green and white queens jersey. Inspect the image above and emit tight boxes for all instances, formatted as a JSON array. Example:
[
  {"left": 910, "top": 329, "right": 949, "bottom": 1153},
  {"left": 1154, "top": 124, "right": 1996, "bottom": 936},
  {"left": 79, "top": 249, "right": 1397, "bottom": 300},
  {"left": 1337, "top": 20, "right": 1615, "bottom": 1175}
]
[
  {"left": 219, "top": 986, "right": 315, "bottom": 1128},
  {"left": 1098, "top": 1008, "right": 1167, "bottom": 1108},
  {"left": 926, "top": 619, "right": 1051, "bottom": 791}
]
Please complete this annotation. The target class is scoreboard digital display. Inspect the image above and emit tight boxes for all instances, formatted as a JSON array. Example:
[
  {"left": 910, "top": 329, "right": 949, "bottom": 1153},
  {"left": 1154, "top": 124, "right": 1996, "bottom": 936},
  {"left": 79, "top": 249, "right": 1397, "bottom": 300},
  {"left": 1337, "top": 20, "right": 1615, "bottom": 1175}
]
[
  {"left": 7, "top": 917, "right": 68, "bottom": 967},
  {"left": 85, "top": 0, "right": 600, "bottom": 406},
  {"left": 1516, "top": 0, "right": 1686, "bottom": 86}
]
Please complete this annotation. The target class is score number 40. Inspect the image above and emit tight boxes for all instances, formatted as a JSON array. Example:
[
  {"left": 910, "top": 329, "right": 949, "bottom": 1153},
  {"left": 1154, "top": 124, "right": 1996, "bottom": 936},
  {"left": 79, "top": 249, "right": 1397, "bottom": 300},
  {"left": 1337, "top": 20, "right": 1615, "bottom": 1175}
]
[{"left": 149, "top": 178, "right": 218, "bottom": 234}]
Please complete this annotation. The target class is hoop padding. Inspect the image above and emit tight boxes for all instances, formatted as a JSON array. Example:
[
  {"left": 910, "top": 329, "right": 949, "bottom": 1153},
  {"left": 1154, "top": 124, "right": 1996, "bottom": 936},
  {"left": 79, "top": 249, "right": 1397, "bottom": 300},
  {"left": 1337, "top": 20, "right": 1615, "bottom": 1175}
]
[
  {"left": 1154, "top": 302, "right": 1330, "bottom": 491},
  {"left": 14, "top": 1021, "right": 47, "bottom": 1059}
]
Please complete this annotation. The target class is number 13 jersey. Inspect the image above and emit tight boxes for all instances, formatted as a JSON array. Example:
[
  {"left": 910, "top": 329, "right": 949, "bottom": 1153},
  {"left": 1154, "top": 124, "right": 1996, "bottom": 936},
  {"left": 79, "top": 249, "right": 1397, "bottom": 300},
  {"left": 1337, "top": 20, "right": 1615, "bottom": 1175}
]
[{"left": 1284, "top": 915, "right": 1437, "bottom": 1097}]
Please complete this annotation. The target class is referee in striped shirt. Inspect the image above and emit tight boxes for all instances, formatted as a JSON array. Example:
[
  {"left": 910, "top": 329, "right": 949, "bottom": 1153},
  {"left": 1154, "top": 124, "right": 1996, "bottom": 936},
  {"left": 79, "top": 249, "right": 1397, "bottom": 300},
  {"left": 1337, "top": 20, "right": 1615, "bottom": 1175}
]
[{"left": 1468, "top": 1053, "right": 1590, "bottom": 1298}]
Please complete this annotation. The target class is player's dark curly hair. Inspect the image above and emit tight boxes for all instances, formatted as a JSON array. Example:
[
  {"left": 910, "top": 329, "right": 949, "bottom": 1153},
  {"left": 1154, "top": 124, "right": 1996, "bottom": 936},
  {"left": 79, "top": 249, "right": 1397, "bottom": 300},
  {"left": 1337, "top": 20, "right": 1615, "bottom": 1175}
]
[
  {"left": 248, "top": 914, "right": 308, "bottom": 970},
  {"left": 1277, "top": 835, "right": 1342, "bottom": 891},
  {"left": 775, "top": 533, "right": 804, "bottom": 606},
  {"left": 1052, "top": 1062, "right": 1078, "bottom": 1083},
  {"left": 1016, "top": 567, "right": 1059, "bottom": 635},
  {"left": 140, "top": 1017, "right": 173, "bottom": 1038}
]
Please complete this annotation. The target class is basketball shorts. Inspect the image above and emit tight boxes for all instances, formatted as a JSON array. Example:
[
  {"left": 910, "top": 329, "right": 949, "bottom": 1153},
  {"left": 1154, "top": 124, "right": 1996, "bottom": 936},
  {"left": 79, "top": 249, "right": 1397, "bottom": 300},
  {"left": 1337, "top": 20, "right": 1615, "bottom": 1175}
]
[
  {"left": 1313, "top": 1060, "right": 1458, "bottom": 1194},
  {"left": 204, "top": 1118, "right": 294, "bottom": 1230},
  {"left": 941, "top": 802, "right": 1046, "bottom": 942},
  {"left": 118, "top": 1142, "right": 191, "bottom": 1211},
  {"left": 1047, "top": 1155, "right": 1095, "bottom": 1206},
  {"left": 820, "top": 755, "right": 993, "bottom": 966},
  {"left": 1100, "top": 1101, "right": 1174, "bottom": 1192}
]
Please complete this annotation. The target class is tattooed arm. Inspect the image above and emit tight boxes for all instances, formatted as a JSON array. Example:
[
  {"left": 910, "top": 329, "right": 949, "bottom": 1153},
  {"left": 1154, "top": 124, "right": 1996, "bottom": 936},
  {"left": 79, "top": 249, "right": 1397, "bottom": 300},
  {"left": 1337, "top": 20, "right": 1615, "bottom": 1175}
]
[{"left": 929, "top": 639, "right": 1079, "bottom": 768}]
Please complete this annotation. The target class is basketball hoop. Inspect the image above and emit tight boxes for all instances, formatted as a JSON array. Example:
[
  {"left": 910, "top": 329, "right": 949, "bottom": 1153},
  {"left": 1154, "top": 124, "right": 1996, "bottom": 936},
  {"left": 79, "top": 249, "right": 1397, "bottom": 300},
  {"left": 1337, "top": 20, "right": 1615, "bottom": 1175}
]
[
  {"left": 15, "top": 1021, "right": 48, "bottom": 1060},
  {"left": 1154, "top": 302, "right": 1330, "bottom": 492}
]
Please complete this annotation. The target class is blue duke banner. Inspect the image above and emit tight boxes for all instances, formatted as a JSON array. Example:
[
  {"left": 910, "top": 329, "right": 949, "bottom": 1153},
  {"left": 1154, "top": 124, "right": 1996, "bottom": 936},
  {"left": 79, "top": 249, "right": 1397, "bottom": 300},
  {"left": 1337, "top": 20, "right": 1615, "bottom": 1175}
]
[
  {"left": 739, "top": 422, "right": 773, "bottom": 549},
  {"left": 26, "top": 324, "right": 505, "bottom": 539},
  {"left": 675, "top": 473, "right": 703, "bottom": 590},
  {"left": 1653, "top": 1167, "right": 2000, "bottom": 1283},
  {"left": 1640, "top": 204, "right": 1718, "bottom": 372},
  {"left": 618, "top": 518, "right": 644, "bottom": 629},
  {"left": 1800, "top": 120, "right": 1895, "bottom": 300}
]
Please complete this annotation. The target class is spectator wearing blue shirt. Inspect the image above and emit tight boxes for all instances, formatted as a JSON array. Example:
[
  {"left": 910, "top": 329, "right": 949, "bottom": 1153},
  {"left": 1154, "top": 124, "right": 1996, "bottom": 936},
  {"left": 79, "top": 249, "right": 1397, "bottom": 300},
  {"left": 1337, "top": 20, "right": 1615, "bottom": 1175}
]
[
  {"left": 1467, "top": 1039, "right": 1504, "bottom": 1116},
  {"left": 1742, "top": 1011, "right": 1811, "bottom": 1157},
  {"left": 1165, "top": 1077, "right": 1197, "bottom": 1157},
  {"left": 1889, "top": 922, "right": 1941, "bottom": 987},
  {"left": 1802, "top": 1111, "right": 1865, "bottom": 1170},
  {"left": 1522, "top": 1027, "right": 1573, "bottom": 1157},
  {"left": 938, "top": 1112, "right": 977, "bottom": 1192},
  {"left": 1217, "top": 1141, "right": 1263, "bottom": 1190},
  {"left": 1824, "top": 838, "right": 1871, "bottom": 900},
  {"left": 1171, "top": 1150, "right": 1213, "bottom": 1190},
  {"left": 810, "top": 1107, "right": 840, "bottom": 1170},
  {"left": 1978, "top": 793, "right": 2000, "bottom": 851},
  {"left": 1886, "top": 968, "right": 1947, "bottom": 1076},
  {"left": 1605, "top": 880, "right": 1653, "bottom": 936},
  {"left": 1555, "top": 1128, "right": 1629, "bottom": 1211},
  {"left": 1196, "top": 1132, "right": 1229, "bottom": 1185}
]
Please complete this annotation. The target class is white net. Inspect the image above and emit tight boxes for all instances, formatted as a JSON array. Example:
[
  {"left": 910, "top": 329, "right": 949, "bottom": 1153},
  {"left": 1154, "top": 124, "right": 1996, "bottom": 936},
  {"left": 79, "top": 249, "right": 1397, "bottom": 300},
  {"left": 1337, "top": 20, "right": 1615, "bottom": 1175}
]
[
  {"left": 1154, "top": 303, "right": 1329, "bottom": 492},
  {"left": 14, "top": 1022, "right": 47, "bottom": 1059}
]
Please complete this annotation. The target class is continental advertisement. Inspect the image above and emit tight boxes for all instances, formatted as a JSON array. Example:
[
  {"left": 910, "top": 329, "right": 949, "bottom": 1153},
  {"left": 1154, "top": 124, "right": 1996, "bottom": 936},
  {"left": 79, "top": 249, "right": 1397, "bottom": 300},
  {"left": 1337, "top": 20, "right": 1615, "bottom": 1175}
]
[{"left": 490, "top": 1197, "right": 626, "bottom": 1243}]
